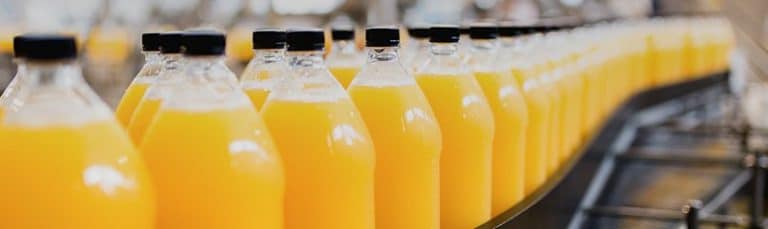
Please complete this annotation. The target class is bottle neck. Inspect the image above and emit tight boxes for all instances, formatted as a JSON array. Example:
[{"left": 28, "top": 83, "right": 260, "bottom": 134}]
[
  {"left": 253, "top": 49, "right": 286, "bottom": 64},
  {"left": 143, "top": 51, "right": 162, "bottom": 63},
  {"left": 332, "top": 40, "right": 357, "bottom": 54},
  {"left": 429, "top": 42, "right": 459, "bottom": 56},
  {"left": 471, "top": 39, "right": 499, "bottom": 52},
  {"left": 366, "top": 46, "right": 399, "bottom": 63},
  {"left": 24, "top": 60, "right": 83, "bottom": 88},
  {"left": 161, "top": 53, "right": 183, "bottom": 71},
  {"left": 287, "top": 50, "right": 325, "bottom": 68}
]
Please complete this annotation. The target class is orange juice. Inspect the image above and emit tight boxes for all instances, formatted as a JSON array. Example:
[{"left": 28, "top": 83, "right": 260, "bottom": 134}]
[
  {"left": 517, "top": 72, "right": 551, "bottom": 194},
  {"left": 115, "top": 82, "right": 151, "bottom": 125},
  {"left": 348, "top": 82, "right": 442, "bottom": 229},
  {"left": 262, "top": 97, "right": 375, "bottom": 229},
  {"left": 263, "top": 29, "right": 375, "bottom": 229},
  {"left": 543, "top": 73, "right": 563, "bottom": 174},
  {"left": 473, "top": 71, "right": 528, "bottom": 215},
  {"left": 415, "top": 73, "right": 494, "bottom": 229},
  {"left": 0, "top": 121, "right": 155, "bottom": 228},
  {"left": 243, "top": 87, "right": 270, "bottom": 109},
  {"left": 0, "top": 34, "right": 154, "bottom": 228},
  {"left": 127, "top": 98, "right": 162, "bottom": 145},
  {"left": 329, "top": 67, "right": 360, "bottom": 88},
  {"left": 140, "top": 105, "right": 284, "bottom": 229}
]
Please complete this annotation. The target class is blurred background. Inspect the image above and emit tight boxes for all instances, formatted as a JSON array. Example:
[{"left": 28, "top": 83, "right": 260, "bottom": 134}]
[{"left": 0, "top": 0, "right": 727, "bottom": 106}]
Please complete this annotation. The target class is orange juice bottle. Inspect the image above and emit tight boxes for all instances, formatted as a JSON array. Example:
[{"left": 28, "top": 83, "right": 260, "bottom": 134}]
[
  {"left": 415, "top": 26, "right": 494, "bottom": 229},
  {"left": 260, "top": 29, "right": 375, "bottom": 229},
  {"left": 0, "top": 35, "right": 154, "bottom": 228},
  {"left": 240, "top": 29, "right": 289, "bottom": 110},
  {"left": 139, "top": 32, "right": 284, "bottom": 228},
  {"left": 327, "top": 28, "right": 364, "bottom": 88},
  {"left": 472, "top": 24, "right": 528, "bottom": 215},
  {"left": 403, "top": 26, "right": 431, "bottom": 73},
  {"left": 0, "top": 36, "right": 30, "bottom": 121},
  {"left": 115, "top": 33, "right": 163, "bottom": 126},
  {"left": 347, "top": 27, "right": 442, "bottom": 229},
  {"left": 513, "top": 38, "right": 552, "bottom": 194},
  {"left": 127, "top": 32, "right": 184, "bottom": 145}
]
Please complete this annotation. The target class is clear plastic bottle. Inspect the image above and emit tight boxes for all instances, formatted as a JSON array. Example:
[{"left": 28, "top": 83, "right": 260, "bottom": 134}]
[
  {"left": 139, "top": 31, "right": 285, "bottom": 229},
  {"left": 0, "top": 34, "right": 155, "bottom": 228},
  {"left": 114, "top": 33, "right": 163, "bottom": 126},
  {"left": 468, "top": 24, "right": 529, "bottom": 216},
  {"left": 327, "top": 28, "right": 365, "bottom": 88},
  {"left": 127, "top": 32, "right": 184, "bottom": 145},
  {"left": 347, "top": 27, "right": 442, "bottom": 229},
  {"left": 414, "top": 25, "right": 495, "bottom": 229},
  {"left": 260, "top": 29, "right": 375, "bottom": 229},
  {"left": 403, "top": 26, "right": 430, "bottom": 73},
  {"left": 240, "top": 29, "right": 289, "bottom": 110}
]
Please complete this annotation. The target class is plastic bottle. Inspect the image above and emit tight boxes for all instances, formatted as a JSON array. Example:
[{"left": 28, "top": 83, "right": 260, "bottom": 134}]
[
  {"left": 469, "top": 24, "right": 529, "bottom": 216},
  {"left": 138, "top": 31, "right": 285, "bottom": 229},
  {"left": 347, "top": 27, "right": 442, "bottom": 229},
  {"left": 260, "top": 29, "right": 375, "bottom": 229},
  {"left": 240, "top": 29, "right": 289, "bottom": 110},
  {"left": 414, "top": 25, "right": 494, "bottom": 229},
  {"left": 0, "top": 34, "right": 155, "bottom": 229},
  {"left": 115, "top": 33, "right": 162, "bottom": 126},
  {"left": 127, "top": 32, "right": 184, "bottom": 145},
  {"left": 327, "top": 28, "right": 365, "bottom": 88}
]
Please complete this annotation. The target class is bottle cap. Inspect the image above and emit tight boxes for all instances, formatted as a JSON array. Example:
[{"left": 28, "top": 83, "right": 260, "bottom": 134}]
[
  {"left": 407, "top": 27, "right": 430, "bottom": 39},
  {"left": 366, "top": 27, "right": 399, "bottom": 47},
  {"left": 22, "top": 34, "right": 77, "bottom": 60},
  {"left": 459, "top": 26, "right": 470, "bottom": 35},
  {"left": 331, "top": 28, "right": 355, "bottom": 41},
  {"left": 181, "top": 31, "right": 226, "bottom": 56},
  {"left": 286, "top": 29, "right": 325, "bottom": 51},
  {"left": 141, "top": 32, "right": 161, "bottom": 51},
  {"left": 469, "top": 24, "right": 499, "bottom": 39},
  {"left": 498, "top": 25, "right": 528, "bottom": 37},
  {"left": 12, "top": 35, "right": 28, "bottom": 58},
  {"left": 252, "top": 29, "right": 287, "bottom": 49},
  {"left": 159, "top": 32, "right": 184, "bottom": 54},
  {"left": 429, "top": 25, "right": 460, "bottom": 43}
]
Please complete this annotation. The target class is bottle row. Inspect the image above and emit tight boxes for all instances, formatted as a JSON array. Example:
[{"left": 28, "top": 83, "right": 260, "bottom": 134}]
[{"left": 0, "top": 16, "right": 733, "bottom": 229}]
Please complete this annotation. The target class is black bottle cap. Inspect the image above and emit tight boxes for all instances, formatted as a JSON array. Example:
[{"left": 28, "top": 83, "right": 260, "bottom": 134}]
[
  {"left": 13, "top": 35, "right": 28, "bottom": 58},
  {"left": 181, "top": 31, "right": 226, "bottom": 56},
  {"left": 331, "top": 28, "right": 355, "bottom": 41},
  {"left": 469, "top": 24, "right": 499, "bottom": 39},
  {"left": 407, "top": 27, "right": 430, "bottom": 39},
  {"left": 21, "top": 34, "right": 77, "bottom": 60},
  {"left": 365, "top": 27, "right": 399, "bottom": 47},
  {"left": 141, "top": 32, "right": 161, "bottom": 51},
  {"left": 498, "top": 25, "right": 528, "bottom": 37},
  {"left": 286, "top": 29, "right": 325, "bottom": 51},
  {"left": 459, "top": 26, "right": 470, "bottom": 35},
  {"left": 159, "top": 32, "right": 183, "bottom": 54},
  {"left": 429, "top": 25, "right": 460, "bottom": 43},
  {"left": 252, "top": 29, "right": 287, "bottom": 49}
]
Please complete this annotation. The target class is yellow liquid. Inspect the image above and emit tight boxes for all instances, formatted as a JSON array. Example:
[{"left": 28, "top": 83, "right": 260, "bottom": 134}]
[
  {"left": 0, "top": 121, "right": 155, "bottom": 228},
  {"left": 140, "top": 106, "right": 284, "bottom": 228},
  {"left": 473, "top": 72, "right": 528, "bottom": 215},
  {"left": 243, "top": 88, "right": 270, "bottom": 110},
  {"left": 261, "top": 98, "right": 375, "bottom": 229},
  {"left": 414, "top": 73, "right": 494, "bottom": 229},
  {"left": 545, "top": 78, "right": 562, "bottom": 174},
  {"left": 329, "top": 67, "right": 360, "bottom": 88},
  {"left": 115, "top": 82, "right": 150, "bottom": 126},
  {"left": 127, "top": 98, "right": 162, "bottom": 145},
  {"left": 348, "top": 83, "right": 442, "bottom": 229},
  {"left": 518, "top": 76, "right": 551, "bottom": 194}
]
